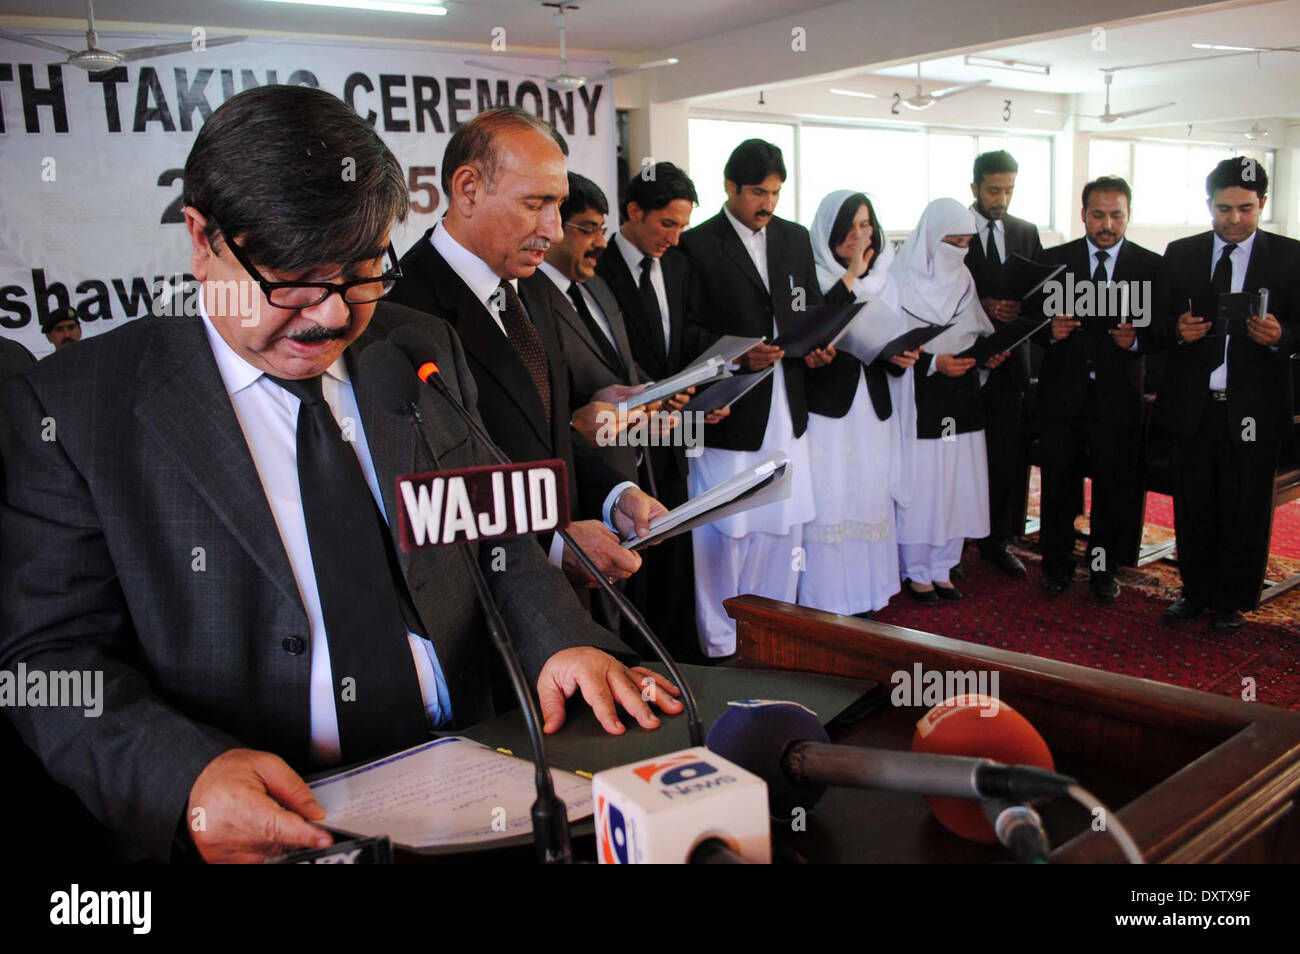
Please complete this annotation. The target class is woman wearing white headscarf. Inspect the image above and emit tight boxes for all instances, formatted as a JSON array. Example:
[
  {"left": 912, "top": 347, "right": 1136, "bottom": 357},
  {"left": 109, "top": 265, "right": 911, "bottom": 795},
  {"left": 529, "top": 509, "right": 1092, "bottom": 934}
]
[
  {"left": 798, "top": 190, "right": 919, "bottom": 617},
  {"left": 890, "top": 197, "right": 1006, "bottom": 603}
]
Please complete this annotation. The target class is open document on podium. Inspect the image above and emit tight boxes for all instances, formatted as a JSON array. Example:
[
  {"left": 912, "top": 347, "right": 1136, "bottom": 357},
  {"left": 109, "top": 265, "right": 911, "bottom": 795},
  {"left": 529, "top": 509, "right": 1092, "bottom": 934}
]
[{"left": 309, "top": 737, "right": 593, "bottom": 851}]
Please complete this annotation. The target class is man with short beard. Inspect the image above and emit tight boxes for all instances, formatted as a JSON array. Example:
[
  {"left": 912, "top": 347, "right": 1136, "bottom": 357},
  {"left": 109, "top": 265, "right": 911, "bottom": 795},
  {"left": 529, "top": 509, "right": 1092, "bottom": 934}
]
[{"left": 1034, "top": 176, "right": 1162, "bottom": 603}]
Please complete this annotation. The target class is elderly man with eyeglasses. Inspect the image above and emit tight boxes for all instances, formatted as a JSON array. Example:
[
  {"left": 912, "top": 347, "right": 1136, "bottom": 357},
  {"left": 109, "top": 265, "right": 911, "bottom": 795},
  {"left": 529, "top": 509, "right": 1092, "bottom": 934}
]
[{"left": 0, "top": 85, "right": 680, "bottom": 865}]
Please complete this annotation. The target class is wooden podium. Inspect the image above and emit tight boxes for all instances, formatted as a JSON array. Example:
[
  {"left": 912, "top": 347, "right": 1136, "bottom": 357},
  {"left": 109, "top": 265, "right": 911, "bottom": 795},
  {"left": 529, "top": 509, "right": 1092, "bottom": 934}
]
[{"left": 727, "top": 595, "right": 1300, "bottom": 863}]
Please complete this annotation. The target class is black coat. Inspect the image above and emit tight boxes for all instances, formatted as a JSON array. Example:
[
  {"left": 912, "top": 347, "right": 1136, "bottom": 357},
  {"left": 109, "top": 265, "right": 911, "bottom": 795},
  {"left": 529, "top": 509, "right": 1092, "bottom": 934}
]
[
  {"left": 527, "top": 270, "right": 642, "bottom": 484},
  {"left": 804, "top": 280, "right": 898, "bottom": 421},
  {"left": 387, "top": 229, "right": 625, "bottom": 524},
  {"left": 1034, "top": 237, "right": 1163, "bottom": 429},
  {"left": 679, "top": 211, "right": 823, "bottom": 451},
  {"left": 1152, "top": 229, "right": 1300, "bottom": 446},
  {"left": 964, "top": 211, "right": 1044, "bottom": 391}
]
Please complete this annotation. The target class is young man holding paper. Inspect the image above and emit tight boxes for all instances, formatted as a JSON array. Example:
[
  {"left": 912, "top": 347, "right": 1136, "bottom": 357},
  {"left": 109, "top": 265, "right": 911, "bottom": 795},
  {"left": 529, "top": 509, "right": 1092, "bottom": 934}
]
[{"left": 1154, "top": 157, "right": 1299, "bottom": 633}]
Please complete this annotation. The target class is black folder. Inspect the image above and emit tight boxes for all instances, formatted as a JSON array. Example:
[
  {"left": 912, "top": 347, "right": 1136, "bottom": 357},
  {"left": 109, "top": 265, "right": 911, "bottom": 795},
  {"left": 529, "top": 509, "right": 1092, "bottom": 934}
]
[
  {"left": 770, "top": 299, "right": 863, "bottom": 358},
  {"left": 994, "top": 254, "right": 1066, "bottom": 301},
  {"left": 958, "top": 315, "right": 1053, "bottom": 367}
]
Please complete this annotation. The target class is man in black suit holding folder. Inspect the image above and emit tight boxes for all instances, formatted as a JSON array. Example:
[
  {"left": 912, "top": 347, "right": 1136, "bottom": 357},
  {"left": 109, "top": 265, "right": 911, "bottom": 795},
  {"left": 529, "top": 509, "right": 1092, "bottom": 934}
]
[
  {"left": 1035, "top": 177, "right": 1162, "bottom": 602},
  {"left": 965, "top": 150, "right": 1044, "bottom": 578},
  {"left": 1154, "top": 157, "right": 1299, "bottom": 633},
  {"left": 678, "top": 139, "right": 824, "bottom": 657}
]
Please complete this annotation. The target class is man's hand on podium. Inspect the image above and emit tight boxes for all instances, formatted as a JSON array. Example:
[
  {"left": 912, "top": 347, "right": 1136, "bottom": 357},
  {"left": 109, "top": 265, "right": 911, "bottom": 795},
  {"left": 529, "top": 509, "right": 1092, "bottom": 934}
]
[
  {"left": 187, "top": 748, "right": 332, "bottom": 864},
  {"left": 537, "top": 647, "right": 682, "bottom": 736}
]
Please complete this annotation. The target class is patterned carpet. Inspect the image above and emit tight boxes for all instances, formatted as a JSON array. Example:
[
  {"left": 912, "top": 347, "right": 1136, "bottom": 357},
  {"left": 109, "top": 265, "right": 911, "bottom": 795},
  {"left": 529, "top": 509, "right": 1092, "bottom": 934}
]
[{"left": 871, "top": 469, "right": 1300, "bottom": 711}]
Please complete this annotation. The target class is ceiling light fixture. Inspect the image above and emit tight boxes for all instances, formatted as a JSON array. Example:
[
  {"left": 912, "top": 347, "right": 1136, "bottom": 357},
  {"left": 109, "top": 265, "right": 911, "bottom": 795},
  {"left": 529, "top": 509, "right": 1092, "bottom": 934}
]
[
  {"left": 963, "top": 54, "right": 1051, "bottom": 75},
  {"left": 830, "top": 88, "right": 880, "bottom": 99},
  {"left": 257, "top": 0, "right": 448, "bottom": 15}
]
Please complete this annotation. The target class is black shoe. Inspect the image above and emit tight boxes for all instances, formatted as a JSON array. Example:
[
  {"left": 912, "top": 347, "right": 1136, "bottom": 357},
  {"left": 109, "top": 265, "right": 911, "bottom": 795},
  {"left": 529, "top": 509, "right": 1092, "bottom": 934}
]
[
  {"left": 1213, "top": 610, "right": 1245, "bottom": 633},
  {"left": 904, "top": 581, "right": 939, "bottom": 605},
  {"left": 853, "top": 610, "right": 874, "bottom": 620},
  {"left": 981, "top": 545, "right": 1027, "bottom": 578},
  {"left": 1042, "top": 574, "right": 1070, "bottom": 596},
  {"left": 934, "top": 583, "right": 963, "bottom": 602},
  {"left": 950, "top": 564, "right": 966, "bottom": 581},
  {"left": 1090, "top": 573, "right": 1120, "bottom": 604},
  {"left": 1163, "top": 597, "right": 1204, "bottom": 623}
]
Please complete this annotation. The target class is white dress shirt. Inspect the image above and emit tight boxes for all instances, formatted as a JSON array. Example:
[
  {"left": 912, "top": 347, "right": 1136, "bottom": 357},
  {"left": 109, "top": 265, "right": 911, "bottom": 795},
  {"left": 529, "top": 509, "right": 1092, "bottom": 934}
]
[
  {"left": 970, "top": 207, "right": 1005, "bottom": 264},
  {"left": 429, "top": 224, "right": 635, "bottom": 561},
  {"left": 1208, "top": 230, "right": 1256, "bottom": 391},
  {"left": 613, "top": 230, "right": 672, "bottom": 352},
  {"left": 537, "top": 260, "right": 621, "bottom": 356},
  {"left": 724, "top": 205, "right": 771, "bottom": 291},
  {"left": 198, "top": 298, "right": 451, "bottom": 766}
]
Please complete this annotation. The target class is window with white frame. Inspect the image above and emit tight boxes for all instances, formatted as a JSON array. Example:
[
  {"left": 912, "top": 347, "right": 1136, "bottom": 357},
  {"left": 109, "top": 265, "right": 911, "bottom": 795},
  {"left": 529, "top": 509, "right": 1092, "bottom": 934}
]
[
  {"left": 1088, "top": 137, "right": 1275, "bottom": 224},
  {"left": 687, "top": 116, "right": 1053, "bottom": 234},
  {"left": 686, "top": 117, "right": 797, "bottom": 225}
]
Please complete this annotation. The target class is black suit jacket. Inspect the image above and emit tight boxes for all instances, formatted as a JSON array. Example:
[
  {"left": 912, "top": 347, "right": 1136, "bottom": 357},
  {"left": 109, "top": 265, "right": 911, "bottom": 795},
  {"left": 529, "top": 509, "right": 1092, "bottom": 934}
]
[
  {"left": 596, "top": 243, "right": 694, "bottom": 382},
  {"left": 805, "top": 280, "right": 899, "bottom": 421},
  {"left": 1152, "top": 229, "right": 1300, "bottom": 445},
  {"left": 965, "top": 211, "right": 1044, "bottom": 391},
  {"left": 529, "top": 270, "right": 641, "bottom": 483},
  {"left": 0, "top": 303, "right": 626, "bottom": 860},
  {"left": 679, "top": 211, "right": 824, "bottom": 451},
  {"left": 386, "top": 229, "right": 626, "bottom": 523},
  {"left": 1034, "top": 238, "right": 1163, "bottom": 428}
]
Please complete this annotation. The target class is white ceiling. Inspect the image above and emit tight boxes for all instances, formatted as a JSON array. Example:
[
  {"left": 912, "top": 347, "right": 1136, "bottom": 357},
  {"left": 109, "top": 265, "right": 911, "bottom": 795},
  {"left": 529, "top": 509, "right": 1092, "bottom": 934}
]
[
  {"left": 865, "top": 0, "right": 1300, "bottom": 95},
  {"left": 0, "top": 0, "right": 847, "bottom": 52}
]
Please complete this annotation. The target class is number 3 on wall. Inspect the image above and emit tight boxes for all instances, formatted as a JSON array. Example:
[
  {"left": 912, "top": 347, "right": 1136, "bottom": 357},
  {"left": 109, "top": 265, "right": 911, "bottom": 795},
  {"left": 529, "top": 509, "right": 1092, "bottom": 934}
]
[{"left": 408, "top": 166, "right": 439, "bottom": 215}]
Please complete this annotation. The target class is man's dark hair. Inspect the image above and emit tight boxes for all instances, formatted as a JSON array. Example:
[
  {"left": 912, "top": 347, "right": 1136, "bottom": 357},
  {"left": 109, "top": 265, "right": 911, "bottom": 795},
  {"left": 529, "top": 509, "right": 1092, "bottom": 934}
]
[
  {"left": 724, "top": 139, "right": 786, "bottom": 187},
  {"left": 624, "top": 162, "right": 699, "bottom": 216},
  {"left": 441, "top": 106, "right": 556, "bottom": 198},
  {"left": 1082, "top": 175, "right": 1132, "bottom": 210},
  {"left": 41, "top": 306, "right": 78, "bottom": 334},
  {"left": 560, "top": 172, "right": 608, "bottom": 221},
  {"left": 183, "top": 85, "right": 407, "bottom": 273},
  {"left": 828, "top": 193, "right": 883, "bottom": 269},
  {"left": 1206, "top": 156, "right": 1268, "bottom": 199},
  {"left": 973, "top": 150, "right": 1019, "bottom": 186}
]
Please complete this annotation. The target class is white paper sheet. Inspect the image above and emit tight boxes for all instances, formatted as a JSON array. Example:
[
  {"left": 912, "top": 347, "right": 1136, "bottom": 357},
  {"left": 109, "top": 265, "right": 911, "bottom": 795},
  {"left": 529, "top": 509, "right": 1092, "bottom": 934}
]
[{"left": 310, "top": 737, "right": 593, "bottom": 849}]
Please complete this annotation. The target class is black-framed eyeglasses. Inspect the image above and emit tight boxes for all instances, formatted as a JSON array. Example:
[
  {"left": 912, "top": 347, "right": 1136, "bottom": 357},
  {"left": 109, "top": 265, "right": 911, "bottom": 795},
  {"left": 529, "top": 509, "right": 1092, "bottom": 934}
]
[
  {"left": 216, "top": 223, "right": 403, "bottom": 309},
  {"left": 564, "top": 221, "right": 610, "bottom": 240}
]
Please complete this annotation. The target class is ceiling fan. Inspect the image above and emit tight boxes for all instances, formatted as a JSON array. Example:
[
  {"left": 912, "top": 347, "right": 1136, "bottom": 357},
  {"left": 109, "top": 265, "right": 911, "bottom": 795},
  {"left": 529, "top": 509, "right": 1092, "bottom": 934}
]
[
  {"left": 465, "top": 2, "right": 679, "bottom": 92},
  {"left": 1034, "top": 71, "right": 1174, "bottom": 124},
  {"left": 0, "top": 0, "right": 246, "bottom": 72},
  {"left": 897, "top": 63, "right": 990, "bottom": 110}
]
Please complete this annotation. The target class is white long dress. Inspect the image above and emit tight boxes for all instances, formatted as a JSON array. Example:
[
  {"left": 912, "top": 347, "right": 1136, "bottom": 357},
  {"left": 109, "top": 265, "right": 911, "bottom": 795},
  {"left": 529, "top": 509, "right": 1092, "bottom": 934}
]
[{"left": 691, "top": 354, "right": 815, "bottom": 657}]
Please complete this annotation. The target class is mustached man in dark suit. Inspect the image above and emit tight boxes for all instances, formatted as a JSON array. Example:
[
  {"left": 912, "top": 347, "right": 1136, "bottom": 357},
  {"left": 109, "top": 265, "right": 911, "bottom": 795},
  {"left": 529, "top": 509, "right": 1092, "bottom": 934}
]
[
  {"left": 0, "top": 87, "right": 680, "bottom": 863},
  {"left": 1154, "top": 157, "right": 1300, "bottom": 633},
  {"left": 965, "top": 150, "right": 1044, "bottom": 578},
  {"left": 596, "top": 162, "right": 722, "bottom": 659},
  {"left": 678, "top": 139, "right": 824, "bottom": 658},
  {"left": 1035, "top": 177, "right": 1162, "bottom": 603},
  {"left": 387, "top": 108, "right": 671, "bottom": 593}
]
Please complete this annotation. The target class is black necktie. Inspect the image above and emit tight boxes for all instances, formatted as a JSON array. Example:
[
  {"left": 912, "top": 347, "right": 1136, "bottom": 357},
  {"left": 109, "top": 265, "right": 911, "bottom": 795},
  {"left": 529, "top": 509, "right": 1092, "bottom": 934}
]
[
  {"left": 266, "top": 373, "right": 427, "bottom": 763},
  {"left": 1092, "top": 249, "right": 1110, "bottom": 284},
  {"left": 497, "top": 280, "right": 552, "bottom": 428},
  {"left": 1212, "top": 243, "right": 1237, "bottom": 294},
  {"left": 638, "top": 256, "right": 668, "bottom": 358},
  {"left": 568, "top": 283, "right": 623, "bottom": 373},
  {"left": 985, "top": 221, "right": 1000, "bottom": 266}
]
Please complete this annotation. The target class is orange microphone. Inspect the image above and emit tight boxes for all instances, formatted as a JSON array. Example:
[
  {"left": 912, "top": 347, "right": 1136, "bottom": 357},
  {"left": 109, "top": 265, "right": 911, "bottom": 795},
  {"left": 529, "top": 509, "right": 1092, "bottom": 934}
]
[{"left": 911, "top": 695, "right": 1055, "bottom": 843}]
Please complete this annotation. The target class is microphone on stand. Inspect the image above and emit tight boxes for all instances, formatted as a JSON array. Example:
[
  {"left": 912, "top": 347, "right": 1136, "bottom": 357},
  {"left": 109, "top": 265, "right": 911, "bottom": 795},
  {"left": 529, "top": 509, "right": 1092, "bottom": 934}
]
[
  {"left": 358, "top": 340, "right": 571, "bottom": 864},
  {"left": 386, "top": 324, "right": 704, "bottom": 747}
]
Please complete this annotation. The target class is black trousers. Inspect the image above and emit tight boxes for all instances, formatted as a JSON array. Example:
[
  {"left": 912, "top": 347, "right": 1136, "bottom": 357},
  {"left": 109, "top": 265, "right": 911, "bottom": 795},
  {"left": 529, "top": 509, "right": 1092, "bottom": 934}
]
[
  {"left": 1039, "top": 383, "right": 1142, "bottom": 579},
  {"left": 624, "top": 449, "right": 704, "bottom": 663},
  {"left": 980, "top": 366, "right": 1029, "bottom": 545},
  {"left": 1170, "top": 401, "right": 1279, "bottom": 612}
]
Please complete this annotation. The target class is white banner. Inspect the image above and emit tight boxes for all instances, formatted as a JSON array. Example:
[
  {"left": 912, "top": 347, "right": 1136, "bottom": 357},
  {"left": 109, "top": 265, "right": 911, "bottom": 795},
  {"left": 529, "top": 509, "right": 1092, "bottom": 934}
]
[{"left": 0, "top": 33, "right": 618, "bottom": 357}]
